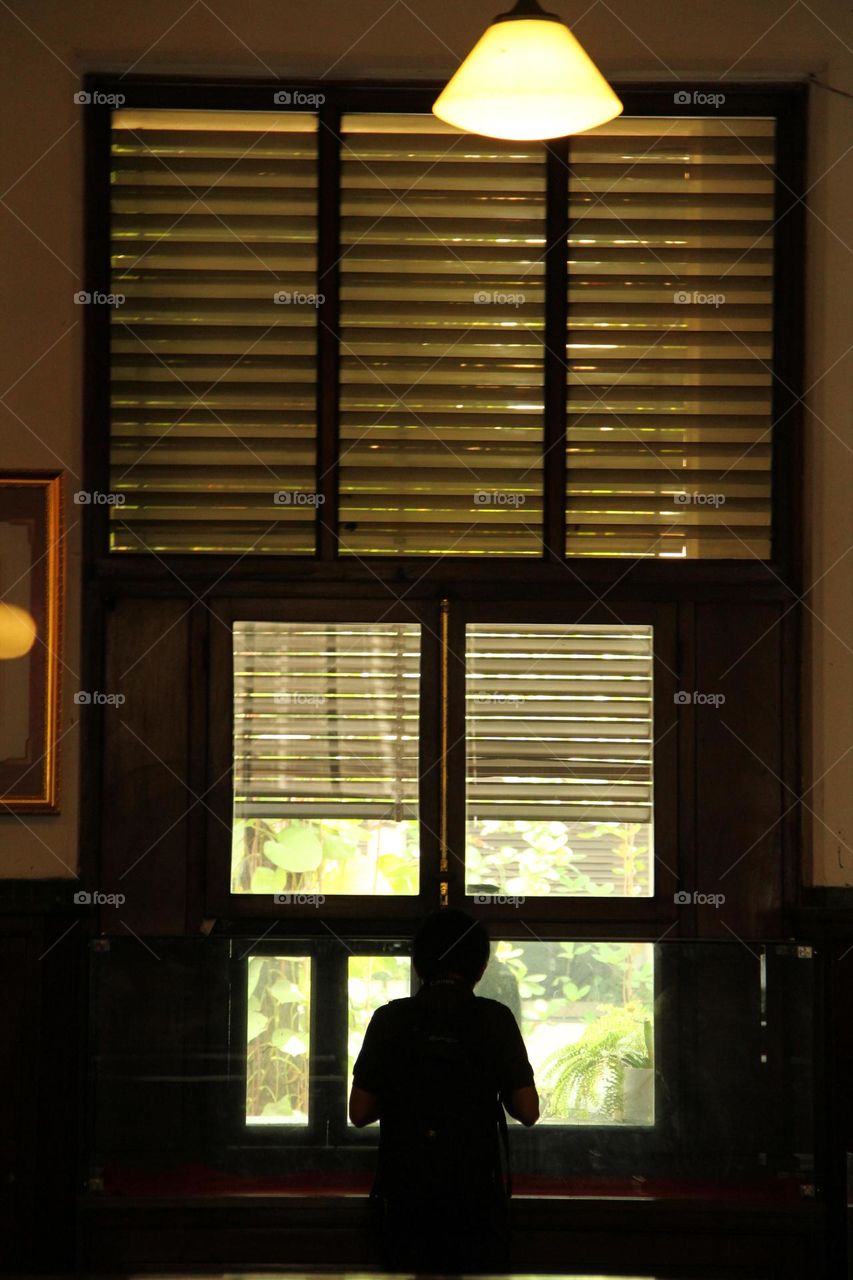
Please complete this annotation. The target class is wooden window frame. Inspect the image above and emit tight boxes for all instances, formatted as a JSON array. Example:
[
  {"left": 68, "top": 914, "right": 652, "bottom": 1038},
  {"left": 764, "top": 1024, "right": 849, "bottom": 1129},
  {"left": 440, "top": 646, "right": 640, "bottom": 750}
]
[
  {"left": 83, "top": 76, "right": 806, "bottom": 590},
  {"left": 206, "top": 594, "right": 677, "bottom": 927},
  {"left": 227, "top": 933, "right": 673, "bottom": 1161},
  {"left": 78, "top": 76, "right": 805, "bottom": 936}
]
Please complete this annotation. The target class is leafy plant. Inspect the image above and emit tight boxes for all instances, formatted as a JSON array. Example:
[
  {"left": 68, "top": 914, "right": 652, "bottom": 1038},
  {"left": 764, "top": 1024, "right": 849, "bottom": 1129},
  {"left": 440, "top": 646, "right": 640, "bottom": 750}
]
[
  {"left": 347, "top": 955, "right": 412, "bottom": 1082},
  {"left": 231, "top": 816, "right": 420, "bottom": 896},
  {"left": 543, "top": 1004, "right": 653, "bottom": 1122},
  {"left": 466, "top": 819, "right": 652, "bottom": 898},
  {"left": 246, "top": 955, "right": 312, "bottom": 1124}
]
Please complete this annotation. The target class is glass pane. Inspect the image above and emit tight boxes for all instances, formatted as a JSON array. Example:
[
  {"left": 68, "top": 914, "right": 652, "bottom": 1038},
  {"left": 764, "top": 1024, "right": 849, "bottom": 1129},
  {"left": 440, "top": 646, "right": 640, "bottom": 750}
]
[
  {"left": 479, "top": 940, "right": 654, "bottom": 1126},
  {"left": 246, "top": 954, "right": 311, "bottom": 1126},
  {"left": 566, "top": 117, "right": 775, "bottom": 559},
  {"left": 89, "top": 937, "right": 815, "bottom": 1197},
  {"left": 466, "top": 623, "right": 654, "bottom": 897},
  {"left": 231, "top": 621, "right": 421, "bottom": 895},
  {"left": 347, "top": 954, "right": 412, "bottom": 1091},
  {"left": 109, "top": 109, "right": 319, "bottom": 554},
  {"left": 338, "top": 113, "right": 545, "bottom": 556}
]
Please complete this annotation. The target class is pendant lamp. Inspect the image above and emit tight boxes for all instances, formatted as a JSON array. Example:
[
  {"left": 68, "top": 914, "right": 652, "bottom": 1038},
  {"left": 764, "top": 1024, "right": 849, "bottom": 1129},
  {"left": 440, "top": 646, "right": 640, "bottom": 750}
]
[{"left": 433, "top": 0, "right": 622, "bottom": 141}]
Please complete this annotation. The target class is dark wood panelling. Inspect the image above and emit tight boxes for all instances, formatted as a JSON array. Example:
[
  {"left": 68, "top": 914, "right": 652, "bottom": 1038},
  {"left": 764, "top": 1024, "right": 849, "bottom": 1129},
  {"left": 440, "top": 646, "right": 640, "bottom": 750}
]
[
  {"left": 184, "top": 607, "right": 210, "bottom": 935},
  {"left": 826, "top": 941, "right": 853, "bottom": 1273},
  {"left": 0, "top": 914, "right": 83, "bottom": 1274},
  {"left": 78, "top": 1194, "right": 825, "bottom": 1277},
  {"left": 34, "top": 914, "right": 84, "bottom": 1271},
  {"left": 0, "top": 929, "right": 34, "bottom": 1270},
  {"left": 100, "top": 598, "right": 192, "bottom": 934},
  {"left": 695, "top": 603, "right": 784, "bottom": 935}
]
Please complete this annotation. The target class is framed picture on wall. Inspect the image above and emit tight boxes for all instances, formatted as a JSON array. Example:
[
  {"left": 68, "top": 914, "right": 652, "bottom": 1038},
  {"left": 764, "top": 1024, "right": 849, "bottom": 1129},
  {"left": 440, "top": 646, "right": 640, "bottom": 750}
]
[{"left": 0, "top": 472, "right": 63, "bottom": 812}]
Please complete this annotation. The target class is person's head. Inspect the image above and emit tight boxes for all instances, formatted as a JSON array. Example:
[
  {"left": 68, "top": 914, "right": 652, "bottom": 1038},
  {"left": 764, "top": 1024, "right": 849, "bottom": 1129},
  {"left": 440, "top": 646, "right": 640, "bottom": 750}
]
[{"left": 412, "top": 908, "right": 490, "bottom": 987}]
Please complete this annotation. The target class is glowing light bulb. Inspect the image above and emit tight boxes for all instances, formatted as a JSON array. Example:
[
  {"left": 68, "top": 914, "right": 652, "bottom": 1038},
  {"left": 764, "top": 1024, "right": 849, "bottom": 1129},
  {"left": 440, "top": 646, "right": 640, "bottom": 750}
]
[{"left": 0, "top": 603, "right": 37, "bottom": 659}]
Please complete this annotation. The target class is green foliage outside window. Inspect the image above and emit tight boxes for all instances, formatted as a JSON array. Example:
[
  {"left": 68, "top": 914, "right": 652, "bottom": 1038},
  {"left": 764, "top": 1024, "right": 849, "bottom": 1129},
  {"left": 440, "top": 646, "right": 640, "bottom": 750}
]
[
  {"left": 246, "top": 955, "right": 311, "bottom": 1125},
  {"left": 232, "top": 817, "right": 651, "bottom": 899},
  {"left": 485, "top": 940, "right": 654, "bottom": 1125},
  {"left": 467, "top": 820, "right": 652, "bottom": 898},
  {"left": 232, "top": 817, "right": 420, "bottom": 896}
]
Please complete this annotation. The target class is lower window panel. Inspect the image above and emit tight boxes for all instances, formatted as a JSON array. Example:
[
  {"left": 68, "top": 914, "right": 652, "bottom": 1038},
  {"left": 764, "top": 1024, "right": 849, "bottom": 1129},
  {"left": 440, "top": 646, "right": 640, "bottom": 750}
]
[{"left": 88, "top": 936, "right": 814, "bottom": 1198}]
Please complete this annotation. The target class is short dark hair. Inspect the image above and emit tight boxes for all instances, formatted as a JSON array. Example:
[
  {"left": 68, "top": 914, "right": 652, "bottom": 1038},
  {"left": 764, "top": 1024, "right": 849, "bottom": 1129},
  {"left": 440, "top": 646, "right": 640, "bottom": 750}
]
[{"left": 412, "top": 909, "right": 490, "bottom": 985}]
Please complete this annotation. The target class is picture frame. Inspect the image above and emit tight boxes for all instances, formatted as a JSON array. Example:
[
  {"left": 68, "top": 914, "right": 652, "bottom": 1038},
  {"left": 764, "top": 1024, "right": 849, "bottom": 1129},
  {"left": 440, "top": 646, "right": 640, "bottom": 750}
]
[{"left": 0, "top": 472, "right": 64, "bottom": 812}]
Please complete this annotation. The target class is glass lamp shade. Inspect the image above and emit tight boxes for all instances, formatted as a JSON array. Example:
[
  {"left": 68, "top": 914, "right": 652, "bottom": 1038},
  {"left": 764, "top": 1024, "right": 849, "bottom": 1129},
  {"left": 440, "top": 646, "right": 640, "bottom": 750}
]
[
  {"left": 433, "top": 11, "right": 623, "bottom": 141},
  {"left": 0, "top": 603, "right": 37, "bottom": 660}
]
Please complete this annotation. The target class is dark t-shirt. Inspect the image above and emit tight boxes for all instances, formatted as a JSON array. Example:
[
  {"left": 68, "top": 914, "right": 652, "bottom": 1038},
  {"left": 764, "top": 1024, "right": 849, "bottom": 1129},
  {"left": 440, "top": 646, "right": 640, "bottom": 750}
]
[{"left": 353, "top": 979, "right": 534, "bottom": 1201}]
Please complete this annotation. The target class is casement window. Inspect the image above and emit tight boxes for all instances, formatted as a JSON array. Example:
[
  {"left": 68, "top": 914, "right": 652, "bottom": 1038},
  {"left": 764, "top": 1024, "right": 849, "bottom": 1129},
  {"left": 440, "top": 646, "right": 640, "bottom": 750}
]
[
  {"left": 246, "top": 940, "right": 655, "bottom": 1130},
  {"left": 246, "top": 953, "right": 312, "bottom": 1125},
  {"left": 221, "top": 610, "right": 666, "bottom": 911},
  {"left": 220, "top": 607, "right": 665, "bottom": 1139},
  {"left": 94, "top": 87, "right": 798, "bottom": 568},
  {"left": 465, "top": 622, "right": 654, "bottom": 898},
  {"left": 231, "top": 620, "right": 422, "bottom": 896}
]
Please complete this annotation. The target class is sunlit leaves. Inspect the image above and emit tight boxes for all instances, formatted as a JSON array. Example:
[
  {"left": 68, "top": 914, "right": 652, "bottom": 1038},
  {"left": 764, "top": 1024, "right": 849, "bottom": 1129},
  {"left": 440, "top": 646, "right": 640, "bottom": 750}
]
[
  {"left": 268, "top": 978, "right": 305, "bottom": 1003},
  {"left": 232, "top": 817, "right": 419, "bottom": 896},
  {"left": 246, "top": 956, "right": 311, "bottom": 1126},
  {"left": 484, "top": 940, "right": 655, "bottom": 1125},
  {"left": 264, "top": 826, "right": 323, "bottom": 873},
  {"left": 346, "top": 955, "right": 412, "bottom": 1101},
  {"left": 247, "top": 1010, "right": 269, "bottom": 1042},
  {"left": 466, "top": 819, "right": 652, "bottom": 898},
  {"left": 250, "top": 866, "right": 287, "bottom": 895}
]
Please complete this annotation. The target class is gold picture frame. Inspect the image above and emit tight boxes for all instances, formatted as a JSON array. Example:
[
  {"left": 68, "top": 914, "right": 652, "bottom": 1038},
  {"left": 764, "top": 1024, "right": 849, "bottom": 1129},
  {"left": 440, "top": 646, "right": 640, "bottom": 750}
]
[{"left": 0, "top": 472, "right": 64, "bottom": 812}]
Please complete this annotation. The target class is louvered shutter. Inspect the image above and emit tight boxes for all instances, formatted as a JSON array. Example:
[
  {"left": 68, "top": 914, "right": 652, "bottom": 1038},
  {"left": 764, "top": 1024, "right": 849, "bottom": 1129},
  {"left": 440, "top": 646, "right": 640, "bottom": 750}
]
[
  {"left": 338, "top": 114, "right": 546, "bottom": 556},
  {"left": 466, "top": 623, "right": 654, "bottom": 821},
  {"left": 232, "top": 621, "right": 421, "bottom": 820},
  {"left": 109, "top": 110, "right": 318, "bottom": 553},
  {"left": 566, "top": 117, "right": 775, "bottom": 558}
]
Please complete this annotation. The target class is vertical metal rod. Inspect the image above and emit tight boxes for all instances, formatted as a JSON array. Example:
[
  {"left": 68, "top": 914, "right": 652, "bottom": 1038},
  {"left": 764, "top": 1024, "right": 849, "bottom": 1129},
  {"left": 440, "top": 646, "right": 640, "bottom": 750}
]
[{"left": 439, "top": 598, "right": 449, "bottom": 907}]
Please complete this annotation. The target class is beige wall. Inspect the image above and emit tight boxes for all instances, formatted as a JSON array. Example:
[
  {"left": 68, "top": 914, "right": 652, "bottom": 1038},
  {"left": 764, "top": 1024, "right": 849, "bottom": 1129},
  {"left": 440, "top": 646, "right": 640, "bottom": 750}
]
[{"left": 0, "top": 0, "right": 850, "bottom": 882}]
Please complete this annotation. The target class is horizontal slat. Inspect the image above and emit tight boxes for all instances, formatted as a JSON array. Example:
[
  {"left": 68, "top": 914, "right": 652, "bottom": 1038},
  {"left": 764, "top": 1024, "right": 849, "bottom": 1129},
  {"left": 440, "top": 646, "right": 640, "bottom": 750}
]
[
  {"left": 107, "top": 108, "right": 779, "bottom": 564},
  {"left": 109, "top": 110, "right": 319, "bottom": 555},
  {"left": 233, "top": 622, "right": 422, "bottom": 820},
  {"left": 566, "top": 116, "right": 775, "bottom": 561},
  {"left": 339, "top": 112, "right": 545, "bottom": 557},
  {"left": 466, "top": 623, "right": 655, "bottom": 825}
]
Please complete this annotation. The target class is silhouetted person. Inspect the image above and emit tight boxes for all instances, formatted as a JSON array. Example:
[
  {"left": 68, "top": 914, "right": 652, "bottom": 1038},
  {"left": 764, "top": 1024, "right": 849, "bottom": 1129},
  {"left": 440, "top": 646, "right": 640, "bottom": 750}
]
[{"left": 350, "top": 909, "right": 539, "bottom": 1272}]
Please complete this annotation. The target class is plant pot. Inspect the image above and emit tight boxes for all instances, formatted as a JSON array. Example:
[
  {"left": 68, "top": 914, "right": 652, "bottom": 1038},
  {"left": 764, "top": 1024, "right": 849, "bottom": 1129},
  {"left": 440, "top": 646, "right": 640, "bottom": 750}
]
[{"left": 622, "top": 1064, "right": 654, "bottom": 1124}]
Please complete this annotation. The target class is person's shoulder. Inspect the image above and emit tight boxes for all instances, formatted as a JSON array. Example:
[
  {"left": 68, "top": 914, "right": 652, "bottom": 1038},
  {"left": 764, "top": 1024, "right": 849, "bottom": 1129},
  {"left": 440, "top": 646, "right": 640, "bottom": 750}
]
[
  {"left": 473, "top": 994, "right": 518, "bottom": 1024},
  {"left": 372, "top": 995, "right": 417, "bottom": 1021}
]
